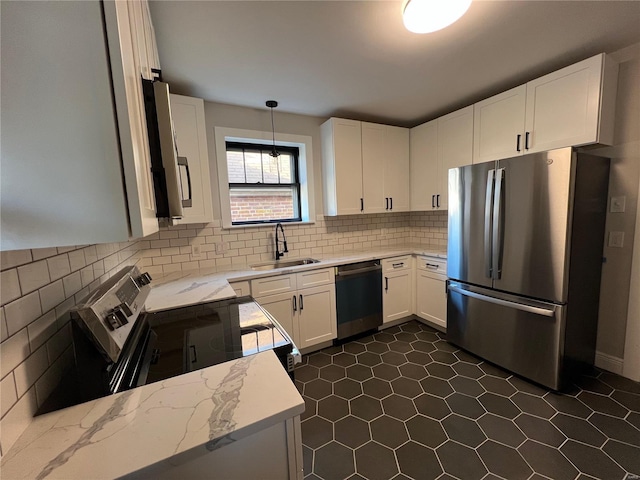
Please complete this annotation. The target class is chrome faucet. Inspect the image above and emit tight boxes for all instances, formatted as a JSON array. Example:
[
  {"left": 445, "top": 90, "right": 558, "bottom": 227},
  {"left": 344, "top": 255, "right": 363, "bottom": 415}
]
[{"left": 275, "top": 223, "right": 288, "bottom": 260}]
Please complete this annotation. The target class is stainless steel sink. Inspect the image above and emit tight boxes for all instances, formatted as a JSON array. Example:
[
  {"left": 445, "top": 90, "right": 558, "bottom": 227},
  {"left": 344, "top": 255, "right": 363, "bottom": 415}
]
[{"left": 250, "top": 258, "right": 320, "bottom": 271}]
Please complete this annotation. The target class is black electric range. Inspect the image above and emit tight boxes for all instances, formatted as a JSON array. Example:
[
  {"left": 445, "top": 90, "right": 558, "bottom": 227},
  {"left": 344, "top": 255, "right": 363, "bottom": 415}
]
[{"left": 38, "top": 267, "right": 299, "bottom": 415}]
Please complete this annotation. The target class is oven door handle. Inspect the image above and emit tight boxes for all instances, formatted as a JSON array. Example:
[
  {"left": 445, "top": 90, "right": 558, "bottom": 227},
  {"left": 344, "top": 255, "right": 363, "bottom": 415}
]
[{"left": 190, "top": 345, "right": 198, "bottom": 364}]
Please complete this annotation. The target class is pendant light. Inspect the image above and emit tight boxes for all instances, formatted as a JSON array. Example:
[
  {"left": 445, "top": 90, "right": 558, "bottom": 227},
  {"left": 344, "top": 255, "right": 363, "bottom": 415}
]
[
  {"left": 402, "top": 0, "right": 472, "bottom": 34},
  {"left": 266, "top": 100, "right": 280, "bottom": 157}
]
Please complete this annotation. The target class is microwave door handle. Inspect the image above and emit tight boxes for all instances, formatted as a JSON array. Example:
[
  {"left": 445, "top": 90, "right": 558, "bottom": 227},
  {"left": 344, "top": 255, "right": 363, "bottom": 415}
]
[
  {"left": 177, "top": 156, "right": 192, "bottom": 208},
  {"left": 484, "top": 169, "right": 495, "bottom": 279},
  {"left": 492, "top": 168, "right": 505, "bottom": 280}
]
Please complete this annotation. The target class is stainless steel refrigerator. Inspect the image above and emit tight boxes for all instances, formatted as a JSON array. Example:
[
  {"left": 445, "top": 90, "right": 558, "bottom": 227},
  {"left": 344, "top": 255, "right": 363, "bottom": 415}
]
[{"left": 446, "top": 147, "right": 609, "bottom": 390}]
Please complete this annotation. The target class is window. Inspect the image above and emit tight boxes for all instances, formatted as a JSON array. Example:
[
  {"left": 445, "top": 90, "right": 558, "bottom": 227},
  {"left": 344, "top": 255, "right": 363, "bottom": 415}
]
[
  {"left": 226, "top": 142, "right": 301, "bottom": 225},
  {"left": 214, "top": 127, "right": 315, "bottom": 229}
]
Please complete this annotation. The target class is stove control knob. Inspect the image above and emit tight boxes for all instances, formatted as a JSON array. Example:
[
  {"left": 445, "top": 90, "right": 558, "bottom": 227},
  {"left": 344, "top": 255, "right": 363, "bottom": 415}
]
[
  {"left": 112, "top": 306, "right": 129, "bottom": 326},
  {"left": 105, "top": 312, "right": 120, "bottom": 331},
  {"left": 119, "top": 302, "right": 133, "bottom": 317},
  {"left": 137, "top": 272, "right": 152, "bottom": 286}
]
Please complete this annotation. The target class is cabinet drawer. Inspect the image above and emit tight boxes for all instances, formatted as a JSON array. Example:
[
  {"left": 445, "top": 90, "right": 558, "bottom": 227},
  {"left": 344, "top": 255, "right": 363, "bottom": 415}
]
[
  {"left": 382, "top": 256, "right": 412, "bottom": 273},
  {"left": 229, "top": 281, "right": 250, "bottom": 297},
  {"left": 296, "top": 268, "right": 334, "bottom": 289},
  {"left": 416, "top": 256, "right": 447, "bottom": 277},
  {"left": 251, "top": 274, "right": 296, "bottom": 297}
]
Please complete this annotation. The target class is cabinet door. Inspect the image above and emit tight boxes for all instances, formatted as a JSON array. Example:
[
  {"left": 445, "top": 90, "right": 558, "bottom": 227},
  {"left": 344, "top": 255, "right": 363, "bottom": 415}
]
[
  {"left": 416, "top": 272, "right": 447, "bottom": 329},
  {"left": 170, "top": 94, "right": 214, "bottom": 224},
  {"left": 383, "top": 270, "right": 413, "bottom": 324},
  {"left": 255, "top": 293, "right": 298, "bottom": 345},
  {"left": 437, "top": 106, "right": 474, "bottom": 210},
  {"left": 473, "top": 85, "right": 526, "bottom": 164},
  {"left": 525, "top": 54, "right": 606, "bottom": 153},
  {"left": 384, "top": 126, "right": 411, "bottom": 212},
  {"left": 297, "top": 285, "right": 337, "bottom": 349},
  {"left": 362, "top": 122, "right": 386, "bottom": 214},
  {"left": 410, "top": 120, "right": 439, "bottom": 211}
]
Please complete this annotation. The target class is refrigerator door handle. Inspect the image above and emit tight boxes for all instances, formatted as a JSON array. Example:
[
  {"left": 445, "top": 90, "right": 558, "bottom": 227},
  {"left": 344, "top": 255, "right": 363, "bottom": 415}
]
[
  {"left": 448, "top": 284, "right": 556, "bottom": 317},
  {"left": 492, "top": 168, "right": 505, "bottom": 279},
  {"left": 484, "top": 169, "right": 495, "bottom": 278}
]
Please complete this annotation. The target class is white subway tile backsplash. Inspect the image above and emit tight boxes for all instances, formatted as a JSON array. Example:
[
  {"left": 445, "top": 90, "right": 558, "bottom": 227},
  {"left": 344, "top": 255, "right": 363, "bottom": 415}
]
[
  {"left": 27, "top": 310, "right": 57, "bottom": 352},
  {"left": 17, "top": 260, "right": 50, "bottom": 294},
  {"left": 47, "top": 254, "right": 71, "bottom": 281},
  {"left": 0, "top": 329, "right": 31, "bottom": 378},
  {"left": 31, "top": 248, "right": 58, "bottom": 262},
  {"left": 0, "top": 387, "right": 37, "bottom": 454},
  {"left": 35, "top": 347, "right": 72, "bottom": 408},
  {"left": 62, "top": 271, "right": 82, "bottom": 298},
  {"left": 0, "top": 373, "right": 17, "bottom": 418},
  {"left": 1, "top": 250, "right": 33, "bottom": 271},
  {"left": 1, "top": 270, "right": 21, "bottom": 306},
  {"left": 38, "top": 280, "right": 65, "bottom": 314},
  {"left": 4, "top": 292, "right": 42, "bottom": 336},
  {"left": 0, "top": 308, "right": 7, "bottom": 342},
  {"left": 68, "top": 249, "right": 86, "bottom": 272},
  {"left": 13, "top": 345, "right": 48, "bottom": 397}
]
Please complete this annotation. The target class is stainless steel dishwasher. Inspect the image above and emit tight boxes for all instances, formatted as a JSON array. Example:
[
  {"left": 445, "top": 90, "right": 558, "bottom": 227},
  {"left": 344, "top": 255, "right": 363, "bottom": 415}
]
[{"left": 335, "top": 260, "right": 383, "bottom": 340}]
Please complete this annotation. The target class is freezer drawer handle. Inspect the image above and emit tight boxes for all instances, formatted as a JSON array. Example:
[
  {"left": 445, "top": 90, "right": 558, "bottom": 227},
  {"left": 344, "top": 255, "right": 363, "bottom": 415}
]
[
  {"left": 426, "top": 263, "right": 439, "bottom": 269},
  {"left": 448, "top": 284, "right": 555, "bottom": 317},
  {"left": 392, "top": 262, "right": 404, "bottom": 268}
]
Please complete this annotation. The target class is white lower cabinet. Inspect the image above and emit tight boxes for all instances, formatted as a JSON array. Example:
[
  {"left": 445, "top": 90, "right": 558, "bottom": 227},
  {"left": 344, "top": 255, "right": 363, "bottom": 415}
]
[
  {"left": 382, "top": 257, "right": 414, "bottom": 324},
  {"left": 414, "top": 256, "right": 447, "bottom": 329},
  {"left": 253, "top": 269, "right": 337, "bottom": 350}
]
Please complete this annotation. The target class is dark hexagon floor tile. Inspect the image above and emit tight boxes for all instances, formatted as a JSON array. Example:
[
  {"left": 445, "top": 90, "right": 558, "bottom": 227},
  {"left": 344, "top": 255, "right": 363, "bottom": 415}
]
[
  {"left": 415, "top": 330, "right": 439, "bottom": 341},
  {"left": 430, "top": 350, "right": 458, "bottom": 365},
  {"left": 453, "top": 350, "right": 483, "bottom": 364},
  {"left": 441, "top": 414, "right": 486, "bottom": 447},
  {"left": 543, "top": 392, "right": 592, "bottom": 418},
  {"left": 426, "top": 363, "right": 456, "bottom": 380},
  {"left": 511, "top": 392, "right": 556, "bottom": 419},
  {"left": 367, "top": 341, "right": 390, "bottom": 354},
  {"left": 307, "top": 352, "right": 332, "bottom": 368},
  {"left": 346, "top": 364, "right": 374, "bottom": 381},
  {"left": 573, "top": 375, "right": 614, "bottom": 395},
  {"left": 296, "top": 364, "right": 320, "bottom": 383},
  {"left": 446, "top": 392, "right": 486, "bottom": 419},
  {"left": 305, "top": 378, "right": 333, "bottom": 400},
  {"left": 344, "top": 342, "right": 367, "bottom": 354},
  {"left": 333, "top": 352, "right": 357, "bottom": 367},
  {"left": 551, "top": 413, "right": 606, "bottom": 447},
  {"left": 411, "top": 340, "right": 437, "bottom": 353},
  {"left": 350, "top": 395, "right": 384, "bottom": 421},
  {"left": 420, "top": 377, "right": 454, "bottom": 398},
  {"left": 401, "top": 322, "right": 422, "bottom": 333},
  {"left": 611, "top": 389, "right": 640, "bottom": 412},
  {"left": 380, "top": 351, "right": 408, "bottom": 366},
  {"left": 603, "top": 439, "right": 640, "bottom": 475},
  {"left": 508, "top": 376, "right": 548, "bottom": 396},
  {"left": 335, "top": 415, "right": 370, "bottom": 448},
  {"left": 452, "top": 362, "right": 484, "bottom": 379},
  {"left": 391, "top": 377, "right": 422, "bottom": 399},
  {"left": 314, "top": 441, "right": 355, "bottom": 480},
  {"left": 372, "top": 363, "right": 401, "bottom": 381},
  {"left": 319, "top": 364, "right": 346, "bottom": 382},
  {"left": 406, "top": 415, "right": 447, "bottom": 448},
  {"left": 414, "top": 393, "right": 451, "bottom": 420},
  {"left": 450, "top": 376, "right": 485, "bottom": 397},
  {"left": 302, "top": 416, "right": 334, "bottom": 449},
  {"left": 383, "top": 394, "right": 417, "bottom": 421},
  {"left": 433, "top": 340, "right": 457, "bottom": 353},
  {"left": 305, "top": 474, "right": 321, "bottom": 480},
  {"left": 303, "top": 445, "right": 313, "bottom": 475},
  {"left": 323, "top": 344, "right": 344, "bottom": 355},
  {"left": 477, "top": 440, "right": 532, "bottom": 480},
  {"left": 514, "top": 413, "right": 566, "bottom": 447},
  {"left": 518, "top": 439, "right": 578, "bottom": 480},
  {"left": 479, "top": 375, "right": 516, "bottom": 397},
  {"left": 478, "top": 413, "right": 526, "bottom": 448},
  {"left": 560, "top": 440, "right": 626, "bottom": 480},
  {"left": 370, "top": 415, "right": 409, "bottom": 448},
  {"left": 599, "top": 372, "right": 640, "bottom": 394},
  {"left": 301, "top": 395, "right": 318, "bottom": 421},
  {"left": 318, "top": 395, "right": 349, "bottom": 422},
  {"left": 373, "top": 332, "right": 397, "bottom": 343},
  {"left": 355, "top": 441, "right": 399, "bottom": 480},
  {"left": 578, "top": 391, "right": 629, "bottom": 418},
  {"left": 385, "top": 325, "right": 403, "bottom": 334},
  {"left": 399, "top": 363, "right": 428, "bottom": 380},
  {"left": 357, "top": 334, "right": 377, "bottom": 344},
  {"left": 478, "top": 361, "right": 511, "bottom": 379},
  {"left": 588, "top": 412, "right": 640, "bottom": 445},
  {"left": 358, "top": 351, "right": 383, "bottom": 367},
  {"left": 405, "top": 350, "right": 432, "bottom": 365},
  {"left": 395, "top": 332, "right": 418, "bottom": 343},
  {"left": 396, "top": 441, "right": 442, "bottom": 480},
  {"left": 334, "top": 378, "right": 363, "bottom": 400},
  {"left": 628, "top": 412, "right": 640, "bottom": 430},
  {"left": 346, "top": 475, "right": 367, "bottom": 480},
  {"left": 363, "top": 377, "right": 393, "bottom": 399},
  {"left": 478, "top": 392, "right": 521, "bottom": 419},
  {"left": 388, "top": 341, "right": 413, "bottom": 353},
  {"left": 436, "top": 440, "right": 487, "bottom": 480}
]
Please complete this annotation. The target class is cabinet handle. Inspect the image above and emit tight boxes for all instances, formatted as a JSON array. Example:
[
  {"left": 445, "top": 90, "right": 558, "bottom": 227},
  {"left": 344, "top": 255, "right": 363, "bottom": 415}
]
[
  {"left": 426, "top": 263, "right": 440, "bottom": 269},
  {"left": 436, "top": 194, "right": 440, "bottom": 208},
  {"left": 385, "top": 277, "right": 389, "bottom": 291},
  {"left": 360, "top": 198, "right": 364, "bottom": 212},
  {"left": 390, "top": 197, "right": 393, "bottom": 210},
  {"left": 432, "top": 195, "right": 435, "bottom": 208},
  {"left": 525, "top": 132, "right": 530, "bottom": 150},
  {"left": 293, "top": 295, "right": 297, "bottom": 312},
  {"left": 190, "top": 345, "right": 197, "bottom": 364},
  {"left": 392, "top": 262, "right": 404, "bottom": 268},
  {"left": 385, "top": 197, "right": 389, "bottom": 210},
  {"left": 516, "top": 134, "right": 521, "bottom": 152},
  {"left": 299, "top": 294, "right": 303, "bottom": 311}
]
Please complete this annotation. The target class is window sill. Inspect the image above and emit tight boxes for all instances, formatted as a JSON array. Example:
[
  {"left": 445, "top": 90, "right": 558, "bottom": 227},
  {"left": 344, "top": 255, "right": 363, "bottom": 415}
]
[{"left": 222, "top": 220, "right": 316, "bottom": 230}]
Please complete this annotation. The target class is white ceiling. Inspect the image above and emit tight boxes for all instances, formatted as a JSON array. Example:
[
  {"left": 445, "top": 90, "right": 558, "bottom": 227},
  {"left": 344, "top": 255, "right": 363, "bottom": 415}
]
[{"left": 149, "top": 0, "right": 640, "bottom": 127}]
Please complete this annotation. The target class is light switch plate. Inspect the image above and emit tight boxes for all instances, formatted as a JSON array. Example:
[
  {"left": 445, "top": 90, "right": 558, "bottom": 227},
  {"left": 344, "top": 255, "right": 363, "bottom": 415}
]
[
  {"left": 608, "top": 231, "right": 625, "bottom": 248},
  {"left": 610, "top": 196, "right": 626, "bottom": 213}
]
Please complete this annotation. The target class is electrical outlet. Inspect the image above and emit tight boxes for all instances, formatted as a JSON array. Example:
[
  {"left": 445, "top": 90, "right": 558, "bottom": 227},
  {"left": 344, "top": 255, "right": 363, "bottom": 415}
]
[
  {"left": 215, "top": 242, "right": 227, "bottom": 254},
  {"left": 610, "top": 196, "right": 626, "bottom": 213},
  {"left": 191, "top": 244, "right": 202, "bottom": 258},
  {"left": 608, "top": 231, "right": 625, "bottom": 248}
]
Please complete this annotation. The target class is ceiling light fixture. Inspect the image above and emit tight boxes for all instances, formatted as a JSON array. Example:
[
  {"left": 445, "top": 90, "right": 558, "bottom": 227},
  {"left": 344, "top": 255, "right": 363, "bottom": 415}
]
[
  {"left": 402, "top": 0, "right": 472, "bottom": 34},
  {"left": 266, "top": 100, "right": 280, "bottom": 157}
]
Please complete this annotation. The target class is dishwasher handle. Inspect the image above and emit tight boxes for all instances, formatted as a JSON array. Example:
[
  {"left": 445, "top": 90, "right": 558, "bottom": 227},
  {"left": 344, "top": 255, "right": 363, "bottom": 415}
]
[{"left": 335, "top": 262, "right": 381, "bottom": 278}]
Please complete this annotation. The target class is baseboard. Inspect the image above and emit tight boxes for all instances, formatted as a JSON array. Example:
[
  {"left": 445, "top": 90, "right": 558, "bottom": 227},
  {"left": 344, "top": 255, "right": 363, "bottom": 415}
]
[{"left": 594, "top": 351, "right": 624, "bottom": 375}]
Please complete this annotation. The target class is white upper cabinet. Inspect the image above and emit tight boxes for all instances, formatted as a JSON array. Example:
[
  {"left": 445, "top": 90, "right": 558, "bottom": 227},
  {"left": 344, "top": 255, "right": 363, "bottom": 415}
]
[
  {"left": 322, "top": 118, "right": 410, "bottom": 215},
  {"left": 1, "top": 0, "right": 160, "bottom": 251},
  {"left": 473, "top": 54, "right": 618, "bottom": 163},
  {"left": 170, "top": 94, "right": 214, "bottom": 224},
  {"left": 410, "top": 120, "right": 438, "bottom": 211}
]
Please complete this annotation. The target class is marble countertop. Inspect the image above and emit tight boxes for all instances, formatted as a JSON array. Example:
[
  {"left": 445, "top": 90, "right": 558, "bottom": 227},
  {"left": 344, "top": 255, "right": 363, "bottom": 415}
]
[
  {"left": 145, "top": 245, "right": 447, "bottom": 313},
  {"left": 0, "top": 350, "right": 303, "bottom": 480}
]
